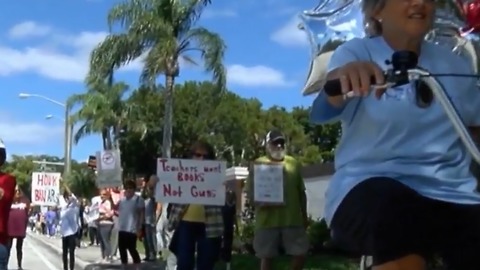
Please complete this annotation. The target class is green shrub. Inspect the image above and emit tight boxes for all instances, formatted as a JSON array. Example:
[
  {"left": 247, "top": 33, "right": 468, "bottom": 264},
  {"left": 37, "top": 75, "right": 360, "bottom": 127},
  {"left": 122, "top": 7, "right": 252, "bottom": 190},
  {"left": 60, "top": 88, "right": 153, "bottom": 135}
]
[{"left": 306, "top": 217, "right": 331, "bottom": 253}]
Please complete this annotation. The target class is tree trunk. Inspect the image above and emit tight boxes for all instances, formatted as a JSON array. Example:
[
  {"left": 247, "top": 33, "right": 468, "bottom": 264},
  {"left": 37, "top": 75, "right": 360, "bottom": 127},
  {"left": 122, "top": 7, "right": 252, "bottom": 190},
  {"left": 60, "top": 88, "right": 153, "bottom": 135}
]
[
  {"left": 113, "top": 125, "right": 121, "bottom": 150},
  {"left": 104, "top": 128, "right": 113, "bottom": 150},
  {"left": 162, "top": 75, "right": 175, "bottom": 158},
  {"left": 101, "top": 129, "right": 109, "bottom": 150},
  {"left": 103, "top": 69, "right": 115, "bottom": 151}
]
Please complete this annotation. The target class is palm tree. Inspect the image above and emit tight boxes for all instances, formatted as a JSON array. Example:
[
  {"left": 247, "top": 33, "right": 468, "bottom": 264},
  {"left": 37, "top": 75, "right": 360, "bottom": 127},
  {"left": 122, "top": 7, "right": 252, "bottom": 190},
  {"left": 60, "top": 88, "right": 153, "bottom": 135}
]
[
  {"left": 67, "top": 80, "right": 147, "bottom": 150},
  {"left": 88, "top": 0, "right": 226, "bottom": 158}
]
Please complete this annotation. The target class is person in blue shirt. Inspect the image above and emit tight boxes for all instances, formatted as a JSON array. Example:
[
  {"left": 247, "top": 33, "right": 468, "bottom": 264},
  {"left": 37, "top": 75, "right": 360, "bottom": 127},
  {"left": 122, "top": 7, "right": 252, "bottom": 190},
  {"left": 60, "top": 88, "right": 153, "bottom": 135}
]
[
  {"left": 45, "top": 207, "right": 57, "bottom": 237},
  {"left": 310, "top": 0, "right": 480, "bottom": 270}
]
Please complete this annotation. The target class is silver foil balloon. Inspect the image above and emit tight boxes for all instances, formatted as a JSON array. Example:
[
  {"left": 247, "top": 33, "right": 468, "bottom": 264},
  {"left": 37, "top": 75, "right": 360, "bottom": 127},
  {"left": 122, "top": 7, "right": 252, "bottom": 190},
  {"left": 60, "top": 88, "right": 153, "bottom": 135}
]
[{"left": 300, "top": 0, "right": 480, "bottom": 96}]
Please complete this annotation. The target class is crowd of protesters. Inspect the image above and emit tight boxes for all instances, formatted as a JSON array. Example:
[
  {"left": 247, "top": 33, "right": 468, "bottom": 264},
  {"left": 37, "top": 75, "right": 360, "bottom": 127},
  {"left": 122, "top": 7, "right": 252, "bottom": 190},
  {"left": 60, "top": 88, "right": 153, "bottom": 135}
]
[{"left": 0, "top": 130, "right": 310, "bottom": 270}]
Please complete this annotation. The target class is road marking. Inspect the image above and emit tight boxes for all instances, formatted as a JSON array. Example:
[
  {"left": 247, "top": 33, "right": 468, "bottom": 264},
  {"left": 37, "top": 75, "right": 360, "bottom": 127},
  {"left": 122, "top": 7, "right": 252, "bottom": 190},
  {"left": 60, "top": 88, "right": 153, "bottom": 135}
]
[{"left": 25, "top": 238, "right": 61, "bottom": 270}]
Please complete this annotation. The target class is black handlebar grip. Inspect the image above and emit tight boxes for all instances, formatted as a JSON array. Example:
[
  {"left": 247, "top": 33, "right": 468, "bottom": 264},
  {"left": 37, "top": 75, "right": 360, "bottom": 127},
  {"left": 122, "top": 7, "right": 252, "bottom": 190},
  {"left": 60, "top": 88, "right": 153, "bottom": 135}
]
[{"left": 324, "top": 76, "right": 378, "bottom": 96}]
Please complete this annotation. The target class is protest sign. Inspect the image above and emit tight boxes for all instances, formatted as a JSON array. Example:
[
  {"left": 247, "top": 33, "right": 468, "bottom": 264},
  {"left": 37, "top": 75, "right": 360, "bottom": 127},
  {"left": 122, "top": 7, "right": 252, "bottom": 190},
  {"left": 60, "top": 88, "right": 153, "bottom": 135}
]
[
  {"left": 253, "top": 163, "right": 285, "bottom": 205},
  {"left": 155, "top": 158, "right": 226, "bottom": 205},
  {"left": 95, "top": 150, "right": 123, "bottom": 188},
  {"left": 85, "top": 205, "right": 100, "bottom": 223},
  {"left": 31, "top": 172, "right": 61, "bottom": 206}
]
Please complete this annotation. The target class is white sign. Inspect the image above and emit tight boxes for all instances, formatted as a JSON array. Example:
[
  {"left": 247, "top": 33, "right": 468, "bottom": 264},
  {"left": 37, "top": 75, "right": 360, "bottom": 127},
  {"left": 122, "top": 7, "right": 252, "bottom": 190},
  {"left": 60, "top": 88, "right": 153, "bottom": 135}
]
[
  {"left": 96, "top": 150, "right": 122, "bottom": 188},
  {"left": 31, "top": 172, "right": 61, "bottom": 206},
  {"left": 101, "top": 151, "right": 116, "bottom": 170},
  {"left": 155, "top": 158, "right": 226, "bottom": 206},
  {"left": 85, "top": 205, "right": 100, "bottom": 223},
  {"left": 253, "top": 163, "right": 285, "bottom": 204}
]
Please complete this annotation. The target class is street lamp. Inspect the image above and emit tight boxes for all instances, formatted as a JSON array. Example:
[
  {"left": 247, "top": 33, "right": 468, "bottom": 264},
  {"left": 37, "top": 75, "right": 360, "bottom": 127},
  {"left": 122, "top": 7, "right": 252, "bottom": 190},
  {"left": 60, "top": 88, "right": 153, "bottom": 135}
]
[
  {"left": 45, "top": 114, "right": 65, "bottom": 122},
  {"left": 18, "top": 93, "right": 73, "bottom": 177}
]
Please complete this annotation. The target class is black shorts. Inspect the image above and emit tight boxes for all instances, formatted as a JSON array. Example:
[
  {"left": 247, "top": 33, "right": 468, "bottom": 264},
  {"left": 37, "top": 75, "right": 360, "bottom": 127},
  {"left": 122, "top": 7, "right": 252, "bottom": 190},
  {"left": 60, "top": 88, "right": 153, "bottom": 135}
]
[{"left": 330, "top": 177, "right": 480, "bottom": 268}]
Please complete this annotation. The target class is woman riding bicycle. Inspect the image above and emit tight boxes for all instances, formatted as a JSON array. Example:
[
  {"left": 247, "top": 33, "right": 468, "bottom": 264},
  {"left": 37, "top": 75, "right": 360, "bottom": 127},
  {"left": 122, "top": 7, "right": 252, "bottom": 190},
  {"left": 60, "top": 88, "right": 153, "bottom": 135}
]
[{"left": 310, "top": 0, "right": 480, "bottom": 270}]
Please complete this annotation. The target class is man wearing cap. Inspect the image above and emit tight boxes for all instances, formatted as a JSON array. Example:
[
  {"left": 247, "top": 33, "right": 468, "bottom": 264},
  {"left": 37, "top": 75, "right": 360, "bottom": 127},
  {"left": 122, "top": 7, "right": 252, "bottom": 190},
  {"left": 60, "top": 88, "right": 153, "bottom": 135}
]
[
  {"left": 0, "top": 140, "right": 17, "bottom": 270},
  {"left": 247, "top": 130, "right": 309, "bottom": 270}
]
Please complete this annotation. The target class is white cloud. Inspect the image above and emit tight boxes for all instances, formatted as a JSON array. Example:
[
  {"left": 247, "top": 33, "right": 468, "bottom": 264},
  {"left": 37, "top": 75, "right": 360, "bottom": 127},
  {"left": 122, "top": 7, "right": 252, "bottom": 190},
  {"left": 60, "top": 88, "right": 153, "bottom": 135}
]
[
  {"left": 202, "top": 9, "right": 237, "bottom": 19},
  {"left": 271, "top": 16, "right": 308, "bottom": 47},
  {"left": 227, "top": 64, "right": 291, "bottom": 87},
  {"left": 0, "top": 21, "right": 141, "bottom": 82},
  {"left": 0, "top": 122, "right": 63, "bottom": 145},
  {"left": 8, "top": 21, "right": 52, "bottom": 39}
]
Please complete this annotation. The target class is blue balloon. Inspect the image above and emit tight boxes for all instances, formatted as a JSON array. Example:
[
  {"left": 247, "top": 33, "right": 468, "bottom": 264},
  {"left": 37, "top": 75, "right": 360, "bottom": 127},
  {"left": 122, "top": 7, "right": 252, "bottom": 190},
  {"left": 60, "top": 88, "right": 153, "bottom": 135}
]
[{"left": 300, "top": 0, "right": 480, "bottom": 96}]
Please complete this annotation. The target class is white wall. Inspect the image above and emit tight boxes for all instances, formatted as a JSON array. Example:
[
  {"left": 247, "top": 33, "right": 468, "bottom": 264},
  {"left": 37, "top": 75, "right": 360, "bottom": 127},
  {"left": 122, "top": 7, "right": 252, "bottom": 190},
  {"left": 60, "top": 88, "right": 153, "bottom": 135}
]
[{"left": 304, "top": 176, "right": 331, "bottom": 220}]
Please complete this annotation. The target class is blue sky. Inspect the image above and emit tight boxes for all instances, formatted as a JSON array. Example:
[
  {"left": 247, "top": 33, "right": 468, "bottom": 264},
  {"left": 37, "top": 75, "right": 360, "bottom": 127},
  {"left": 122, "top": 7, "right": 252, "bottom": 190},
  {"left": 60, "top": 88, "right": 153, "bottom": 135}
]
[{"left": 0, "top": 0, "right": 318, "bottom": 161}]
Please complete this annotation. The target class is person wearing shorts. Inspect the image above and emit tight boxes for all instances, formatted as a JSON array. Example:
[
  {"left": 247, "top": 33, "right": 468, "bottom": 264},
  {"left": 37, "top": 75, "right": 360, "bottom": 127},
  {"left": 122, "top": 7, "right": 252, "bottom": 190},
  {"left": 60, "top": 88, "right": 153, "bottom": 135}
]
[
  {"left": 247, "top": 130, "right": 309, "bottom": 270},
  {"left": 309, "top": 0, "right": 480, "bottom": 269}
]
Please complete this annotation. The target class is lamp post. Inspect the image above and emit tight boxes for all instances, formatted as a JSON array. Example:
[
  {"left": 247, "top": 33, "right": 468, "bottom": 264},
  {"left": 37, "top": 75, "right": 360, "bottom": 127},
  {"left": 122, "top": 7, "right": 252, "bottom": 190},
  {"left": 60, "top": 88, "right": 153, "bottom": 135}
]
[
  {"left": 18, "top": 93, "right": 73, "bottom": 177},
  {"left": 45, "top": 114, "right": 65, "bottom": 121}
]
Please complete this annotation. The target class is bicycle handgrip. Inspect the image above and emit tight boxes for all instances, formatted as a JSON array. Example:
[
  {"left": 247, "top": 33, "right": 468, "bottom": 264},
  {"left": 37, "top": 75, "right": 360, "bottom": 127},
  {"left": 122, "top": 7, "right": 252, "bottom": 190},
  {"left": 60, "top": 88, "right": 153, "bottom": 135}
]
[{"left": 324, "top": 76, "right": 378, "bottom": 96}]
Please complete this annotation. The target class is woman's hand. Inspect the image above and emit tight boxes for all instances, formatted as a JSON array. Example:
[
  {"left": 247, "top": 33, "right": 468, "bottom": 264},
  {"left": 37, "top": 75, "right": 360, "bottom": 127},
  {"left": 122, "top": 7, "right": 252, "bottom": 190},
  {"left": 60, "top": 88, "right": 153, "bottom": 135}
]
[{"left": 331, "top": 61, "right": 386, "bottom": 98}]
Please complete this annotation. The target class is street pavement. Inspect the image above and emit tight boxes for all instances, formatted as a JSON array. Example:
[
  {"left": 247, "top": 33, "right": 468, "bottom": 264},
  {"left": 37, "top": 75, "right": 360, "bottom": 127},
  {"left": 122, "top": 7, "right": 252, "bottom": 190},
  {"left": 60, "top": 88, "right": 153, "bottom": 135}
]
[
  {"left": 8, "top": 237, "right": 65, "bottom": 270},
  {"left": 27, "top": 232, "right": 165, "bottom": 270}
]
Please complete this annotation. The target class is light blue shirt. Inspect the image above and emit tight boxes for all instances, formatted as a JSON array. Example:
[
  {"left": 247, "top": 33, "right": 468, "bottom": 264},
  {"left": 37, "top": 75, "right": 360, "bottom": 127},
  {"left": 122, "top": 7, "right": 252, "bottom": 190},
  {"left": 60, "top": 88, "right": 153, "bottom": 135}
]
[
  {"left": 310, "top": 36, "right": 480, "bottom": 225},
  {"left": 59, "top": 194, "right": 80, "bottom": 237}
]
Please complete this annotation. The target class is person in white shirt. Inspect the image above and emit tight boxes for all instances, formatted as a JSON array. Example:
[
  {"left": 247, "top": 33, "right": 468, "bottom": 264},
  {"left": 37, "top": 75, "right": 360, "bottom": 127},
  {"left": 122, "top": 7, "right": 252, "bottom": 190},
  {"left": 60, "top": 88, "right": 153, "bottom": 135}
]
[
  {"left": 58, "top": 182, "right": 79, "bottom": 270},
  {"left": 117, "top": 180, "right": 144, "bottom": 268},
  {"left": 86, "top": 195, "right": 101, "bottom": 246},
  {"left": 151, "top": 175, "right": 177, "bottom": 270},
  {"left": 141, "top": 185, "right": 157, "bottom": 261}
]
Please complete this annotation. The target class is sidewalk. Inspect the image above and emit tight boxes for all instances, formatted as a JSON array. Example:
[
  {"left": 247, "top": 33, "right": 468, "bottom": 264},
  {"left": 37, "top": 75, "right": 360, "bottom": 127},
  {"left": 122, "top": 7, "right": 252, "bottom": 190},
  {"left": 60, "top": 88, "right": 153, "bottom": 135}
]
[{"left": 28, "top": 232, "right": 165, "bottom": 269}]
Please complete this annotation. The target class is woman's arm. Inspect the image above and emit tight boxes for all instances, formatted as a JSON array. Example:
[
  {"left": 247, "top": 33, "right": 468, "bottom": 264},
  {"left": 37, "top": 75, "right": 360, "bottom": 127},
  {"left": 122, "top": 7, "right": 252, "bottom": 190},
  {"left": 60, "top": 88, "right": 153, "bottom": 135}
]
[
  {"left": 155, "top": 202, "right": 162, "bottom": 224},
  {"left": 105, "top": 201, "right": 114, "bottom": 218},
  {"left": 310, "top": 39, "right": 364, "bottom": 124}
]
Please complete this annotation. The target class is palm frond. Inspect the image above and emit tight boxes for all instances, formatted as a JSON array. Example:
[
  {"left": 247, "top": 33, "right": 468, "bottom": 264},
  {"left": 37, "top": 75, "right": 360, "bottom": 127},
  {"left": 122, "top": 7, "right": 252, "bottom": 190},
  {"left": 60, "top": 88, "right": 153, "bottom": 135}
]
[
  {"left": 180, "top": 54, "right": 198, "bottom": 66},
  {"left": 88, "top": 34, "right": 145, "bottom": 83},
  {"left": 67, "top": 93, "right": 89, "bottom": 108},
  {"left": 184, "top": 27, "right": 226, "bottom": 91},
  {"left": 175, "top": 0, "right": 207, "bottom": 34},
  {"left": 140, "top": 39, "right": 177, "bottom": 83},
  {"left": 73, "top": 123, "right": 94, "bottom": 144},
  {"left": 107, "top": 0, "right": 152, "bottom": 30}
]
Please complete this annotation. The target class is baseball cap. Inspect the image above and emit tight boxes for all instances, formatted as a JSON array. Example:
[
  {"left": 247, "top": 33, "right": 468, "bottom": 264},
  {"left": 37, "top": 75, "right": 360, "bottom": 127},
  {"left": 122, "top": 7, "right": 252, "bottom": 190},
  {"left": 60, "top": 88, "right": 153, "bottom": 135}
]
[{"left": 265, "top": 130, "right": 285, "bottom": 144}]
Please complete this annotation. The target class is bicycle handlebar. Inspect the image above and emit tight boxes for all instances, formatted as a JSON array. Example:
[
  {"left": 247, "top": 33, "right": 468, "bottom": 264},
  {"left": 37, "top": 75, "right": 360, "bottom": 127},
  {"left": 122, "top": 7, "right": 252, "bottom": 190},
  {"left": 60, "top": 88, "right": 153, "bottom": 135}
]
[
  {"left": 322, "top": 51, "right": 480, "bottom": 164},
  {"left": 324, "top": 76, "right": 377, "bottom": 96}
]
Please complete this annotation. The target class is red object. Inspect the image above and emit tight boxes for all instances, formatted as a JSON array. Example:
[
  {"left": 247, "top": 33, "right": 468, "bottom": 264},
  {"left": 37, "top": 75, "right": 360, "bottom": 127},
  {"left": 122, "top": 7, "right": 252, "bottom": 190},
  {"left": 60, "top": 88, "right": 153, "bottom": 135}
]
[
  {"left": 8, "top": 200, "right": 29, "bottom": 237},
  {"left": 0, "top": 173, "right": 16, "bottom": 245},
  {"left": 462, "top": 0, "right": 480, "bottom": 33}
]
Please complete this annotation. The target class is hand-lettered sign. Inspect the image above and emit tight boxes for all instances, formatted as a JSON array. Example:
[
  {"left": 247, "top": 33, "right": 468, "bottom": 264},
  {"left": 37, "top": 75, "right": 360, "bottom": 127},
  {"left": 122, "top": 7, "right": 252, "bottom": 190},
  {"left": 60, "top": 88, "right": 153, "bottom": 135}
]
[
  {"left": 31, "top": 172, "right": 61, "bottom": 206},
  {"left": 155, "top": 158, "right": 226, "bottom": 205},
  {"left": 253, "top": 163, "right": 285, "bottom": 205}
]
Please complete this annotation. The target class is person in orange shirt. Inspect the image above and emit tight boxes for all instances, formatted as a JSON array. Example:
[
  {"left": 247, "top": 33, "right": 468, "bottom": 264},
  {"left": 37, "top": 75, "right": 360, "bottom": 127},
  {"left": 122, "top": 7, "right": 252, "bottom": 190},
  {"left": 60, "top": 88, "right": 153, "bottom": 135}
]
[{"left": 0, "top": 140, "right": 16, "bottom": 270}]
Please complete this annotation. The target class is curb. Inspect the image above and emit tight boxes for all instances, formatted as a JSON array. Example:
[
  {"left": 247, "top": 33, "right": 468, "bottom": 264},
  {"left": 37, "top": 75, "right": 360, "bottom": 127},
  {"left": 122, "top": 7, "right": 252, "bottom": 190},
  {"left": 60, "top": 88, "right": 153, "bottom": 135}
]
[{"left": 27, "top": 232, "right": 89, "bottom": 269}]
